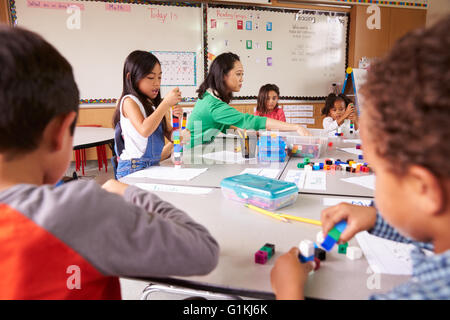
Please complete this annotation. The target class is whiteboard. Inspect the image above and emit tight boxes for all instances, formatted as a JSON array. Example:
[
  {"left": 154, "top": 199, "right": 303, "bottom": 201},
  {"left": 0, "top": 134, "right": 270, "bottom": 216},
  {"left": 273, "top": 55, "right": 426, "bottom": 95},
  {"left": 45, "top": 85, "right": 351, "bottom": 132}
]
[
  {"left": 207, "top": 5, "right": 348, "bottom": 98},
  {"left": 14, "top": 0, "right": 203, "bottom": 103}
]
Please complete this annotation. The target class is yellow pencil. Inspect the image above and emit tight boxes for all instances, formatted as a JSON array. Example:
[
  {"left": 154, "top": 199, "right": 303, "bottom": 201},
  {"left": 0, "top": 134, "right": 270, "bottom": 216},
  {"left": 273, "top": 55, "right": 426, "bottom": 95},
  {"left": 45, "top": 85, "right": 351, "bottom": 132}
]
[
  {"left": 245, "top": 204, "right": 288, "bottom": 222},
  {"left": 278, "top": 213, "right": 322, "bottom": 226},
  {"left": 236, "top": 129, "right": 244, "bottom": 140}
]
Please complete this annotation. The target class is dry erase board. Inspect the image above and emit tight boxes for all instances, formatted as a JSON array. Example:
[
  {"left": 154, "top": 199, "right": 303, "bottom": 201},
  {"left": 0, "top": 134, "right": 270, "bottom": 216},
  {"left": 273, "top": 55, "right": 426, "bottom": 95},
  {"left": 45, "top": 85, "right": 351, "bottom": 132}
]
[
  {"left": 207, "top": 4, "right": 349, "bottom": 99},
  {"left": 12, "top": 0, "right": 203, "bottom": 103}
]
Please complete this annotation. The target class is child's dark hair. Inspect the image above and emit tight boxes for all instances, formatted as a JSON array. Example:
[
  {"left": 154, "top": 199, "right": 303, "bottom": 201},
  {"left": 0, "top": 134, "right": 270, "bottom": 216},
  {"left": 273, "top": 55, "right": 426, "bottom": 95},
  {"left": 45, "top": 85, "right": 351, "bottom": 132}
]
[
  {"left": 112, "top": 50, "right": 171, "bottom": 140},
  {"left": 360, "top": 16, "right": 450, "bottom": 177},
  {"left": 256, "top": 84, "right": 280, "bottom": 114},
  {"left": 197, "top": 52, "right": 240, "bottom": 104},
  {"left": 321, "top": 93, "right": 352, "bottom": 116},
  {"left": 0, "top": 26, "right": 79, "bottom": 160}
]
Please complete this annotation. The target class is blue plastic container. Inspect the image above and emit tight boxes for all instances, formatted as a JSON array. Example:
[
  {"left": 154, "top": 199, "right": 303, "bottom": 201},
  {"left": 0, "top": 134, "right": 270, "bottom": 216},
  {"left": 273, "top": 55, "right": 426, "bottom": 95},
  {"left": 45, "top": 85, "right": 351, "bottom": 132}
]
[{"left": 220, "top": 173, "right": 298, "bottom": 210}]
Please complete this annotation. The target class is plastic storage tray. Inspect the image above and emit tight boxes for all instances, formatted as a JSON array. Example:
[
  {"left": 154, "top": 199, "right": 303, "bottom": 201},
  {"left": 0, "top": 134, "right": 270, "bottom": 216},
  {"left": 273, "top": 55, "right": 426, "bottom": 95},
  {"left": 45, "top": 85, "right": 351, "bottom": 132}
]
[
  {"left": 221, "top": 173, "right": 299, "bottom": 210},
  {"left": 286, "top": 136, "right": 328, "bottom": 159}
]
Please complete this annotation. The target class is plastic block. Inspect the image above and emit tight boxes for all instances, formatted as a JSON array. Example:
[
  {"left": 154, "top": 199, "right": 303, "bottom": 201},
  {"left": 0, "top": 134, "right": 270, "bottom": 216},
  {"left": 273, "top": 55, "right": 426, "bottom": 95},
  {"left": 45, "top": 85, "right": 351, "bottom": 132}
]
[
  {"left": 356, "top": 144, "right": 361, "bottom": 149},
  {"left": 264, "top": 243, "right": 275, "bottom": 254},
  {"left": 297, "top": 163, "right": 305, "bottom": 169},
  {"left": 303, "top": 158, "right": 310, "bottom": 164},
  {"left": 313, "top": 257, "right": 321, "bottom": 271},
  {"left": 334, "top": 221, "right": 347, "bottom": 233},
  {"left": 319, "top": 163, "right": 324, "bottom": 169},
  {"left": 299, "top": 240, "right": 314, "bottom": 257},
  {"left": 314, "top": 247, "right": 326, "bottom": 261},
  {"left": 328, "top": 227, "right": 342, "bottom": 242},
  {"left": 316, "top": 231, "right": 325, "bottom": 244},
  {"left": 255, "top": 250, "right": 268, "bottom": 264},
  {"left": 346, "top": 247, "right": 363, "bottom": 260},
  {"left": 298, "top": 254, "right": 315, "bottom": 263},
  {"left": 338, "top": 242, "right": 348, "bottom": 254},
  {"left": 260, "top": 246, "right": 274, "bottom": 259},
  {"left": 304, "top": 165, "right": 312, "bottom": 171},
  {"left": 321, "top": 235, "right": 337, "bottom": 251}
]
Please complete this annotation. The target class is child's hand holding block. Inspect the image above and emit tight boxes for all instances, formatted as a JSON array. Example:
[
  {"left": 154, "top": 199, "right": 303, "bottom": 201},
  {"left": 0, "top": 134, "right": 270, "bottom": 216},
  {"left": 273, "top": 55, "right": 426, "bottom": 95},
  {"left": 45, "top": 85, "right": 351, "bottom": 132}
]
[{"left": 321, "top": 220, "right": 347, "bottom": 251}]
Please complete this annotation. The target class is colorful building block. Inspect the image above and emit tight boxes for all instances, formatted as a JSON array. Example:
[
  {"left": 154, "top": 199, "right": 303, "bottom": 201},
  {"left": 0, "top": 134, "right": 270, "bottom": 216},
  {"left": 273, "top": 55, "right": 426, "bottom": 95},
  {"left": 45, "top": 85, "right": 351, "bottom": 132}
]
[
  {"left": 338, "top": 242, "right": 349, "bottom": 254},
  {"left": 297, "top": 163, "right": 305, "bottom": 169},
  {"left": 314, "top": 247, "right": 326, "bottom": 261},
  {"left": 313, "top": 257, "right": 321, "bottom": 271},
  {"left": 264, "top": 243, "right": 275, "bottom": 254},
  {"left": 316, "top": 231, "right": 325, "bottom": 244},
  {"left": 254, "top": 250, "right": 268, "bottom": 264},
  {"left": 321, "top": 220, "right": 347, "bottom": 251},
  {"left": 321, "top": 234, "right": 337, "bottom": 251},
  {"left": 346, "top": 246, "right": 363, "bottom": 260},
  {"left": 260, "top": 244, "right": 274, "bottom": 259},
  {"left": 299, "top": 240, "right": 314, "bottom": 258}
]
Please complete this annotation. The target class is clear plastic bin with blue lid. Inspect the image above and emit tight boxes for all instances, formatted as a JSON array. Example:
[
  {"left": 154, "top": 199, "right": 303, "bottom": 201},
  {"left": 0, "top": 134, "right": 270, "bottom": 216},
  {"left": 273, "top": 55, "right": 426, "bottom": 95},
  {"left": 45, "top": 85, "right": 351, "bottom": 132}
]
[{"left": 221, "top": 173, "right": 298, "bottom": 210}]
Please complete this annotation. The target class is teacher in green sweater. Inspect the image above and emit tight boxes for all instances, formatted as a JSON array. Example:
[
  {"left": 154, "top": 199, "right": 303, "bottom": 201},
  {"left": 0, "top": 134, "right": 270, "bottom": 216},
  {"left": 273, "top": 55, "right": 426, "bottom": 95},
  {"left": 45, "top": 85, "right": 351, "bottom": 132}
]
[{"left": 187, "top": 52, "right": 310, "bottom": 147}]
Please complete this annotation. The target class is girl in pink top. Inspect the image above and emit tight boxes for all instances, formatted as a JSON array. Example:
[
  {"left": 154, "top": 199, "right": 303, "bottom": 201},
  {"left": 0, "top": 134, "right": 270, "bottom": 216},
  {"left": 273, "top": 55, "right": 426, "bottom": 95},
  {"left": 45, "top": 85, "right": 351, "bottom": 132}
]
[{"left": 254, "top": 84, "right": 286, "bottom": 122}]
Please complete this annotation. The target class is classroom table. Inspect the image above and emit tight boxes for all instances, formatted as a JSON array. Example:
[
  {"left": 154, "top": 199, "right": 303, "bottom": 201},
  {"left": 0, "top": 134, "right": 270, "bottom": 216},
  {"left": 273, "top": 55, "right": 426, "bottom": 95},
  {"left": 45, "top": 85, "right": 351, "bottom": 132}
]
[
  {"left": 120, "top": 133, "right": 374, "bottom": 198},
  {"left": 128, "top": 190, "right": 408, "bottom": 300},
  {"left": 73, "top": 126, "right": 115, "bottom": 150}
]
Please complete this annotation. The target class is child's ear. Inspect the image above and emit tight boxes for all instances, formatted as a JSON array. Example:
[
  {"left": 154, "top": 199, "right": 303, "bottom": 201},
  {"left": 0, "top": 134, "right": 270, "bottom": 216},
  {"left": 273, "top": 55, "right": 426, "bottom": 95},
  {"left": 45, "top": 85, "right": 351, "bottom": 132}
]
[
  {"left": 407, "top": 165, "right": 445, "bottom": 217},
  {"left": 48, "top": 112, "right": 77, "bottom": 152}
]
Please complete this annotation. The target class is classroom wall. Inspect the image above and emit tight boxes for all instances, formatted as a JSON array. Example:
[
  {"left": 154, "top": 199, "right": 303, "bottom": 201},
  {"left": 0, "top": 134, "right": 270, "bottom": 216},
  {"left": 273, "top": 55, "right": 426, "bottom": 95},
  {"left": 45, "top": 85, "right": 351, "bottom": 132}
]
[
  {"left": 348, "top": 5, "right": 426, "bottom": 67},
  {"left": 426, "top": 0, "right": 450, "bottom": 27},
  {"left": 0, "top": 0, "right": 10, "bottom": 25}
]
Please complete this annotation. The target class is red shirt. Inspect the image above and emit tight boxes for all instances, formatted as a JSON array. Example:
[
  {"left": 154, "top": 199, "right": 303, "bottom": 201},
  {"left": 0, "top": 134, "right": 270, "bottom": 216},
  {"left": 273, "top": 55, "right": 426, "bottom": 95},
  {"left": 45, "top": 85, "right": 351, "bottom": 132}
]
[{"left": 254, "top": 107, "right": 286, "bottom": 122}]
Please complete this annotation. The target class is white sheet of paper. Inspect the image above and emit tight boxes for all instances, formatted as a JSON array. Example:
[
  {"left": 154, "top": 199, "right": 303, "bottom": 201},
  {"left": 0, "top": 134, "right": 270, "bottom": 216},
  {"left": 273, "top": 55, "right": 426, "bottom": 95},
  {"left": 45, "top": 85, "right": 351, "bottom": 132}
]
[
  {"left": 338, "top": 147, "right": 363, "bottom": 156},
  {"left": 284, "top": 170, "right": 306, "bottom": 189},
  {"left": 355, "top": 231, "right": 415, "bottom": 275},
  {"left": 135, "top": 183, "right": 212, "bottom": 195},
  {"left": 239, "top": 168, "right": 280, "bottom": 179},
  {"left": 343, "top": 139, "right": 362, "bottom": 144},
  {"left": 240, "top": 168, "right": 263, "bottom": 175},
  {"left": 202, "top": 150, "right": 248, "bottom": 163},
  {"left": 125, "top": 166, "right": 208, "bottom": 181},
  {"left": 304, "top": 171, "right": 327, "bottom": 190},
  {"left": 323, "top": 198, "right": 372, "bottom": 207},
  {"left": 341, "top": 175, "right": 375, "bottom": 190}
]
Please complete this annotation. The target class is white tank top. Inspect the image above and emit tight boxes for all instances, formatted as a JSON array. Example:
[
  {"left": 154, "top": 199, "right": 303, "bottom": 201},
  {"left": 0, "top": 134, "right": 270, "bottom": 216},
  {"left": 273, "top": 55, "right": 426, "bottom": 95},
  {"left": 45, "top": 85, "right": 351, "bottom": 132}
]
[{"left": 119, "top": 95, "right": 151, "bottom": 160}]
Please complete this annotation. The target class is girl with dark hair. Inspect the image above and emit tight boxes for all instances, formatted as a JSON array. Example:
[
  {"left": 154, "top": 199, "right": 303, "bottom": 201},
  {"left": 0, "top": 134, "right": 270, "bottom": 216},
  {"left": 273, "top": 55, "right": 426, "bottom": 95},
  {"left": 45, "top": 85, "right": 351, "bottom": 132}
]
[
  {"left": 187, "top": 52, "right": 310, "bottom": 146},
  {"left": 112, "top": 50, "right": 182, "bottom": 178},
  {"left": 321, "top": 93, "right": 358, "bottom": 137},
  {"left": 255, "top": 84, "right": 286, "bottom": 122}
]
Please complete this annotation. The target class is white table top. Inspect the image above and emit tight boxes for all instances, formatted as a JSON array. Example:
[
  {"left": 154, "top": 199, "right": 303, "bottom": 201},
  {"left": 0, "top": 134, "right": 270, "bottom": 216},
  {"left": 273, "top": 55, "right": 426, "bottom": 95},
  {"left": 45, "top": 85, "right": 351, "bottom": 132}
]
[
  {"left": 73, "top": 127, "right": 114, "bottom": 149},
  {"left": 132, "top": 190, "right": 407, "bottom": 300}
]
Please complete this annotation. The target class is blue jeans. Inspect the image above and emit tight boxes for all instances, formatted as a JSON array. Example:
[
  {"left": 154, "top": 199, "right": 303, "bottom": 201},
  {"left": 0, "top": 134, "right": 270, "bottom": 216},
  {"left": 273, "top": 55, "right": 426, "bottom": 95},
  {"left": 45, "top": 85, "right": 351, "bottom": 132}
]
[{"left": 116, "top": 158, "right": 159, "bottom": 179}]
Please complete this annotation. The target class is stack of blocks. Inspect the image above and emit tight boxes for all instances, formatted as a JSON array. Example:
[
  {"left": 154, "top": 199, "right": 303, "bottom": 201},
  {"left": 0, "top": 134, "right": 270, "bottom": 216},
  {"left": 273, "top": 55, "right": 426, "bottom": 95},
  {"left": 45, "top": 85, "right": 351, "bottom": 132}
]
[
  {"left": 349, "top": 122, "right": 354, "bottom": 134},
  {"left": 254, "top": 243, "right": 275, "bottom": 264},
  {"left": 172, "top": 115, "right": 182, "bottom": 168},
  {"left": 318, "top": 224, "right": 363, "bottom": 260},
  {"left": 298, "top": 240, "right": 321, "bottom": 271},
  {"left": 335, "top": 126, "right": 343, "bottom": 137},
  {"left": 297, "top": 158, "right": 370, "bottom": 173},
  {"left": 257, "top": 135, "right": 286, "bottom": 162}
]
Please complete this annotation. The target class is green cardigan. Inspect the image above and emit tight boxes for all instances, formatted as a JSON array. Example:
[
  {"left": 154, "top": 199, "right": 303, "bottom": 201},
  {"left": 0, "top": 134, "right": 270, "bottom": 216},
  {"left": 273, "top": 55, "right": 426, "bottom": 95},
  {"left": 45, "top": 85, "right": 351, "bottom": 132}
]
[{"left": 187, "top": 92, "right": 267, "bottom": 147}]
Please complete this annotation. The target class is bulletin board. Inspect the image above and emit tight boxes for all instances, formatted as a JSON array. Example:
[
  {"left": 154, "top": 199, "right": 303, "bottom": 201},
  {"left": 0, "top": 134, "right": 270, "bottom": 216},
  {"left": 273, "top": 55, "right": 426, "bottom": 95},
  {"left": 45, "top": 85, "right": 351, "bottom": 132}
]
[
  {"left": 11, "top": 0, "right": 203, "bottom": 104},
  {"left": 206, "top": 4, "right": 349, "bottom": 99}
]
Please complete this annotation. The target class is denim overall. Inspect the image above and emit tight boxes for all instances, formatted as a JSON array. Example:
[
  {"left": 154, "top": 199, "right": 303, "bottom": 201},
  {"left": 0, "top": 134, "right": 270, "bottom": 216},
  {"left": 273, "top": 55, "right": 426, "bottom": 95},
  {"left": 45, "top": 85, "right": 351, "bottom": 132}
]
[{"left": 116, "top": 122, "right": 164, "bottom": 179}]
